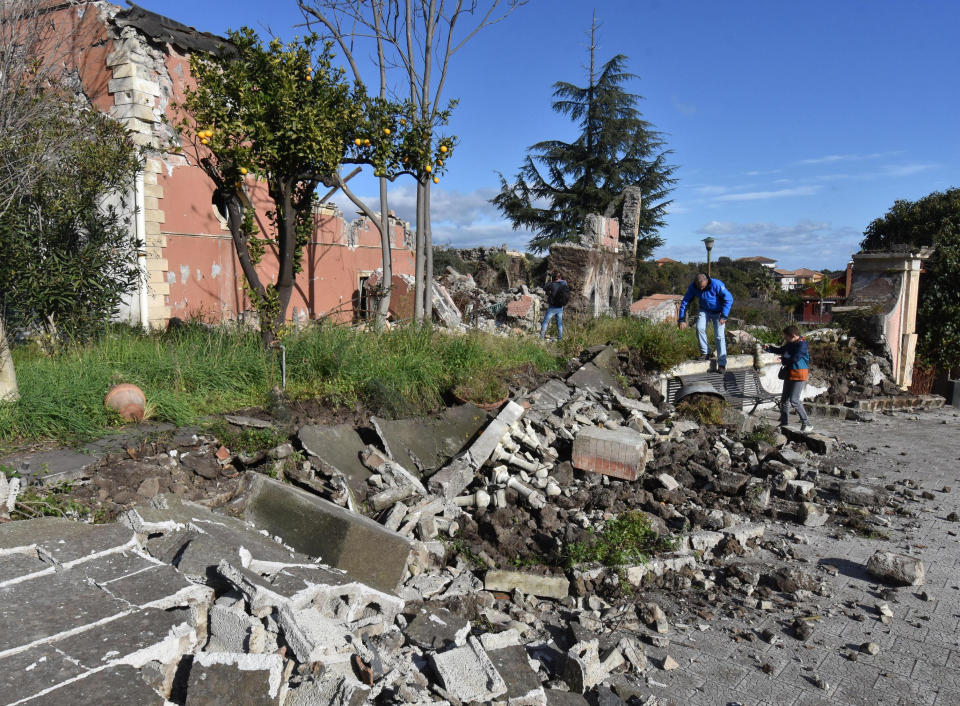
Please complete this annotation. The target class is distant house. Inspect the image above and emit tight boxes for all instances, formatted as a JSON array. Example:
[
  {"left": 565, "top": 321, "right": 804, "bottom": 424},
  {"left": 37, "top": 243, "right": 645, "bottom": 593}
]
[
  {"left": 630, "top": 293, "right": 683, "bottom": 324},
  {"left": 799, "top": 264, "right": 852, "bottom": 323},
  {"left": 654, "top": 257, "right": 680, "bottom": 267},
  {"left": 736, "top": 256, "right": 778, "bottom": 269},
  {"left": 774, "top": 267, "right": 824, "bottom": 291}
]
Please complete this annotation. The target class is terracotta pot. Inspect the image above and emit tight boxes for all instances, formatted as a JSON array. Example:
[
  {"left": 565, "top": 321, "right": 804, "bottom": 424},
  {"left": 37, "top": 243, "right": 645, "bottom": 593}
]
[
  {"left": 453, "top": 390, "right": 509, "bottom": 412},
  {"left": 104, "top": 383, "right": 145, "bottom": 421}
]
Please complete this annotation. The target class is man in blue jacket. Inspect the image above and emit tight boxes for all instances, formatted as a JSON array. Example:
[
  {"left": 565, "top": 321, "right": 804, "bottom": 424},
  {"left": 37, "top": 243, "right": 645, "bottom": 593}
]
[{"left": 678, "top": 273, "right": 733, "bottom": 371}]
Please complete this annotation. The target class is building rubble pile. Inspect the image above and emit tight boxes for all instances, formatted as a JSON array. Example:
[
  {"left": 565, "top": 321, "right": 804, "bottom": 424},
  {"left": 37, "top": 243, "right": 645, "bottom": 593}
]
[
  {"left": 0, "top": 346, "right": 934, "bottom": 705},
  {"left": 439, "top": 266, "right": 548, "bottom": 335}
]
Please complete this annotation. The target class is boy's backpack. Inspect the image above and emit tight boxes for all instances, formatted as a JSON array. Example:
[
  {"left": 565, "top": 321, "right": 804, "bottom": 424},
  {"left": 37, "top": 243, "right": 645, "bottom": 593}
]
[{"left": 550, "top": 282, "right": 570, "bottom": 307}]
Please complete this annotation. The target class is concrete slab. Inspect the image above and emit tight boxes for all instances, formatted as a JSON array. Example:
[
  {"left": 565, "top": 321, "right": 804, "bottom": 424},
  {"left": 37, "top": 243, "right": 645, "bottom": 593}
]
[
  {"left": 0, "top": 646, "right": 85, "bottom": 702},
  {"left": 22, "top": 664, "right": 165, "bottom": 705},
  {"left": 484, "top": 570, "right": 569, "bottom": 600},
  {"left": 0, "top": 553, "right": 48, "bottom": 586},
  {"left": 566, "top": 363, "right": 621, "bottom": 394},
  {"left": 185, "top": 652, "right": 285, "bottom": 705},
  {"left": 524, "top": 379, "right": 573, "bottom": 414},
  {"left": 488, "top": 644, "right": 546, "bottom": 706},
  {"left": 429, "top": 636, "right": 508, "bottom": 702},
  {"left": 298, "top": 424, "right": 373, "bottom": 498},
  {"left": 404, "top": 606, "right": 470, "bottom": 650},
  {"left": 0, "top": 571, "right": 129, "bottom": 654},
  {"left": 371, "top": 403, "right": 489, "bottom": 477},
  {"left": 237, "top": 474, "right": 412, "bottom": 594},
  {"left": 571, "top": 427, "right": 648, "bottom": 481},
  {"left": 53, "top": 606, "right": 196, "bottom": 670},
  {"left": 0, "top": 518, "right": 136, "bottom": 566}
]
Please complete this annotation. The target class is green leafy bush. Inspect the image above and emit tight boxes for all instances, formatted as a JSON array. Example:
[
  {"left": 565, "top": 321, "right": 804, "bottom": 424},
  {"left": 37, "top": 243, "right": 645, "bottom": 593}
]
[{"left": 566, "top": 510, "right": 674, "bottom": 568}]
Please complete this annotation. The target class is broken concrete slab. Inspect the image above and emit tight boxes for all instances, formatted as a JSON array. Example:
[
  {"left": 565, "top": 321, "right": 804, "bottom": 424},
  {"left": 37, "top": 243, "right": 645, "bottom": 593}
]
[
  {"left": 866, "top": 551, "right": 926, "bottom": 586},
  {"left": 488, "top": 644, "right": 546, "bottom": 706},
  {"left": 566, "top": 362, "right": 621, "bottom": 395},
  {"left": 236, "top": 474, "right": 413, "bottom": 594},
  {"left": 298, "top": 424, "right": 372, "bottom": 498},
  {"left": 545, "top": 688, "right": 590, "bottom": 706},
  {"left": 571, "top": 427, "right": 648, "bottom": 481},
  {"left": 371, "top": 403, "right": 489, "bottom": 477},
  {"left": 484, "top": 570, "right": 569, "bottom": 600},
  {"left": 838, "top": 482, "right": 889, "bottom": 507},
  {"left": 186, "top": 652, "right": 285, "bottom": 705},
  {"left": 0, "top": 646, "right": 85, "bottom": 702},
  {"left": 276, "top": 605, "right": 353, "bottom": 664},
  {"left": 429, "top": 636, "right": 508, "bottom": 702},
  {"left": 403, "top": 606, "right": 470, "bottom": 650},
  {"left": 0, "top": 517, "right": 137, "bottom": 568},
  {"left": 524, "top": 379, "right": 573, "bottom": 414}
]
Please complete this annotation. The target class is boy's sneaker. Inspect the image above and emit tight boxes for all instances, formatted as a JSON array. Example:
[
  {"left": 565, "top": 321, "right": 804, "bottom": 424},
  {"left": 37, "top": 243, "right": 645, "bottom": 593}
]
[
  {"left": 800, "top": 423, "right": 814, "bottom": 433},
  {"left": 698, "top": 354, "right": 710, "bottom": 361}
]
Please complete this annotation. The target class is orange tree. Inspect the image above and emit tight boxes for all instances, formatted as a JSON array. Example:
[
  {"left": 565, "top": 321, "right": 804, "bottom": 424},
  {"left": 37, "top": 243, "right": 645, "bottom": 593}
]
[{"left": 176, "top": 28, "right": 453, "bottom": 343}]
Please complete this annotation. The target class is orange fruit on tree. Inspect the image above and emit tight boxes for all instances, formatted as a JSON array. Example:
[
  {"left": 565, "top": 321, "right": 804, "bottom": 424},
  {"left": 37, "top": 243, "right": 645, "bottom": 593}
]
[
  {"left": 424, "top": 164, "right": 432, "bottom": 173},
  {"left": 239, "top": 167, "right": 248, "bottom": 175},
  {"left": 383, "top": 128, "right": 391, "bottom": 135},
  {"left": 201, "top": 138, "right": 209, "bottom": 145},
  {"left": 363, "top": 139, "right": 371, "bottom": 146},
  {"left": 354, "top": 138, "right": 362, "bottom": 146},
  {"left": 440, "top": 144, "right": 448, "bottom": 153},
  {"left": 433, "top": 176, "right": 439, "bottom": 184}
]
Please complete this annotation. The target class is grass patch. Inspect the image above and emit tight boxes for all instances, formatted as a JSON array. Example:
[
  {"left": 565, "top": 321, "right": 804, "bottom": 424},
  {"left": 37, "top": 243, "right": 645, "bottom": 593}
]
[
  {"left": 0, "top": 324, "right": 563, "bottom": 448},
  {"left": 557, "top": 317, "right": 699, "bottom": 372},
  {"left": 566, "top": 510, "right": 675, "bottom": 568},
  {"left": 676, "top": 394, "right": 727, "bottom": 426},
  {"left": 205, "top": 419, "right": 288, "bottom": 455},
  {"left": 743, "top": 423, "right": 778, "bottom": 446}
]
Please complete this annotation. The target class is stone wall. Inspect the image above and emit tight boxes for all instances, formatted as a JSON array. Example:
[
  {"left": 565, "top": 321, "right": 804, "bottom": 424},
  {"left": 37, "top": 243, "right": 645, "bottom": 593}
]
[{"left": 547, "top": 244, "right": 635, "bottom": 318}]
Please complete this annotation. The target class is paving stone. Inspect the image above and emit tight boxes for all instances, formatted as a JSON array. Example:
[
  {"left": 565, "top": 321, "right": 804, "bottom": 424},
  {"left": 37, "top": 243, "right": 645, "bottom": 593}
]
[
  {"left": 185, "top": 652, "right": 285, "bottom": 705},
  {"left": 0, "top": 517, "right": 136, "bottom": 567},
  {"left": 524, "top": 379, "right": 573, "bottom": 413},
  {"left": 276, "top": 605, "right": 353, "bottom": 663},
  {"left": 485, "top": 570, "right": 569, "bottom": 600},
  {"left": 284, "top": 676, "right": 369, "bottom": 706},
  {"left": 838, "top": 482, "right": 889, "bottom": 507},
  {"left": 571, "top": 426, "right": 648, "bottom": 481},
  {"left": 429, "top": 636, "right": 508, "bottom": 702},
  {"left": 0, "top": 571, "right": 129, "bottom": 654},
  {"left": 371, "top": 403, "right": 490, "bottom": 476},
  {"left": 236, "top": 474, "right": 413, "bottom": 593},
  {"left": 53, "top": 606, "right": 197, "bottom": 670},
  {"left": 95, "top": 562, "right": 209, "bottom": 609},
  {"left": 488, "top": 644, "right": 546, "bottom": 706},
  {"left": 799, "top": 502, "right": 829, "bottom": 527},
  {"left": 24, "top": 664, "right": 165, "bottom": 705},
  {"left": 0, "top": 552, "right": 49, "bottom": 586},
  {"left": 404, "top": 606, "right": 470, "bottom": 650},
  {"left": 0, "top": 646, "right": 85, "bottom": 702}
]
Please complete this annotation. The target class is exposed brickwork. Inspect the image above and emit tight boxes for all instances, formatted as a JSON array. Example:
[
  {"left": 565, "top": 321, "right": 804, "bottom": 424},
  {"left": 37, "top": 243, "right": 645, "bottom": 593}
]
[{"left": 506, "top": 296, "right": 534, "bottom": 318}]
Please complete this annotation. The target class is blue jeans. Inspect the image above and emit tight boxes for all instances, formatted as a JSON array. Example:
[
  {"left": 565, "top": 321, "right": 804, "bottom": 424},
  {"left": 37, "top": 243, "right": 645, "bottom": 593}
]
[
  {"left": 541, "top": 306, "right": 564, "bottom": 339},
  {"left": 697, "top": 311, "right": 726, "bottom": 367},
  {"left": 780, "top": 379, "right": 809, "bottom": 425}
]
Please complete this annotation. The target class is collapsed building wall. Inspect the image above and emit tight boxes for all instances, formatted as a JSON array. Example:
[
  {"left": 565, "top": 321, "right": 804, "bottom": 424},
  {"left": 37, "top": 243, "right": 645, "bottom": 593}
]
[
  {"left": 52, "top": 2, "right": 415, "bottom": 329},
  {"left": 833, "top": 249, "right": 930, "bottom": 389}
]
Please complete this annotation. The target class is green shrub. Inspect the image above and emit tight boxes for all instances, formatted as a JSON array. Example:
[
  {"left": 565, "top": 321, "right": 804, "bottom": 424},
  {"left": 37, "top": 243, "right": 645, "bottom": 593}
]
[
  {"left": 558, "top": 317, "right": 698, "bottom": 371},
  {"left": 676, "top": 394, "right": 726, "bottom": 426},
  {"left": 566, "top": 510, "right": 674, "bottom": 568}
]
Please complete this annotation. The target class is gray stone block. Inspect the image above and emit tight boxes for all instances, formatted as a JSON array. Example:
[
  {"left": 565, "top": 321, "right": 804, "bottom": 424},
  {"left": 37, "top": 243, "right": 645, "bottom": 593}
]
[
  {"left": 484, "top": 570, "right": 569, "bottom": 600},
  {"left": 866, "top": 551, "right": 926, "bottom": 586},
  {"left": 237, "top": 474, "right": 413, "bottom": 594},
  {"left": 488, "top": 644, "right": 546, "bottom": 706},
  {"left": 429, "top": 636, "right": 508, "bottom": 702},
  {"left": 185, "top": 652, "right": 285, "bottom": 705},
  {"left": 567, "top": 362, "right": 620, "bottom": 394},
  {"left": 404, "top": 606, "right": 470, "bottom": 650},
  {"left": 0, "top": 646, "right": 84, "bottom": 702}
]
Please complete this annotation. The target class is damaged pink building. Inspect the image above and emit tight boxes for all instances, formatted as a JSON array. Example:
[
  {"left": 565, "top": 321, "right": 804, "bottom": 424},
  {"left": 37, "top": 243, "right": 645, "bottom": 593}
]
[{"left": 47, "top": 1, "right": 414, "bottom": 328}]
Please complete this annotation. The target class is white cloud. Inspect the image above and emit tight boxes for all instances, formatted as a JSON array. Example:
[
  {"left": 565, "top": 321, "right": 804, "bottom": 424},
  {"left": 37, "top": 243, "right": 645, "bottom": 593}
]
[
  {"left": 795, "top": 152, "right": 892, "bottom": 166},
  {"left": 657, "top": 219, "right": 861, "bottom": 269},
  {"left": 327, "top": 184, "right": 533, "bottom": 251},
  {"left": 712, "top": 185, "right": 820, "bottom": 202}
]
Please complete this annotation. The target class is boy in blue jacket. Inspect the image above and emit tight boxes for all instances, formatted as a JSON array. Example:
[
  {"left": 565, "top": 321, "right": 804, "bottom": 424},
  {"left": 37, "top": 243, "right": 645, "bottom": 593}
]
[
  {"left": 678, "top": 273, "right": 733, "bottom": 371},
  {"left": 764, "top": 325, "right": 813, "bottom": 432}
]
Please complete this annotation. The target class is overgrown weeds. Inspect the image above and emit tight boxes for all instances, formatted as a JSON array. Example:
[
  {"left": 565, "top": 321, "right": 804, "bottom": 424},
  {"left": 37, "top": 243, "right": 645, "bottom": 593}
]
[
  {"left": 743, "top": 423, "right": 778, "bottom": 446},
  {"left": 557, "top": 317, "right": 699, "bottom": 371},
  {"left": 205, "top": 419, "right": 288, "bottom": 455},
  {"left": 676, "top": 394, "right": 727, "bottom": 426},
  {"left": 12, "top": 483, "right": 105, "bottom": 523},
  {"left": 566, "top": 511, "right": 675, "bottom": 568}
]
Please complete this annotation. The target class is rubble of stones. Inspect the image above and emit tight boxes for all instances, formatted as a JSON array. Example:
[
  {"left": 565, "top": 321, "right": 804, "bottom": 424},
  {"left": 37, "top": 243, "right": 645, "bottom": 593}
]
[{"left": 0, "top": 345, "right": 934, "bottom": 705}]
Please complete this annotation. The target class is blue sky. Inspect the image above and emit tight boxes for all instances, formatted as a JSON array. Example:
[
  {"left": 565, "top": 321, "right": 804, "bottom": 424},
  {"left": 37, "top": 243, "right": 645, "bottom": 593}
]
[{"left": 139, "top": 0, "right": 958, "bottom": 270}]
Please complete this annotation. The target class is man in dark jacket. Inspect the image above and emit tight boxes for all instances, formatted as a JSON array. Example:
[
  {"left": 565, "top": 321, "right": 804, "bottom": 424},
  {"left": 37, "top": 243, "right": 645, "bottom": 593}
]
[
  {"left": 540, "top": 272, "right": 570, "bottom": 340},
  {"left": 678, "top": 273, "right": 733, "bottom": 371}
]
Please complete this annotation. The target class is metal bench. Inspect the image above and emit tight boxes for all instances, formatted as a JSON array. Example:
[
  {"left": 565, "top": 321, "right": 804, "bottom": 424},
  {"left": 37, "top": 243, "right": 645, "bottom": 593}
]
[{"left": 667, "top": 367, "right": 780, "bottom": 414}]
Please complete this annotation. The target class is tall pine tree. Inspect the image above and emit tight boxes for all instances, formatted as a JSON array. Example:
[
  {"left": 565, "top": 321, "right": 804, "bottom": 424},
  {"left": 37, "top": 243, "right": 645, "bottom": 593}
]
[{"left": 492, "top": 21, "right": 676, "bottom": 257}]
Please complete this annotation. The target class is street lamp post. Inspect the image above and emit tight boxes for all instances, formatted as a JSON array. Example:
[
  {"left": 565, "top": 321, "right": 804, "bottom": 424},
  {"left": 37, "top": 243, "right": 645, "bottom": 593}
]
[{"left": 703, "top": 237, "right": 715, "bottom": 277}]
